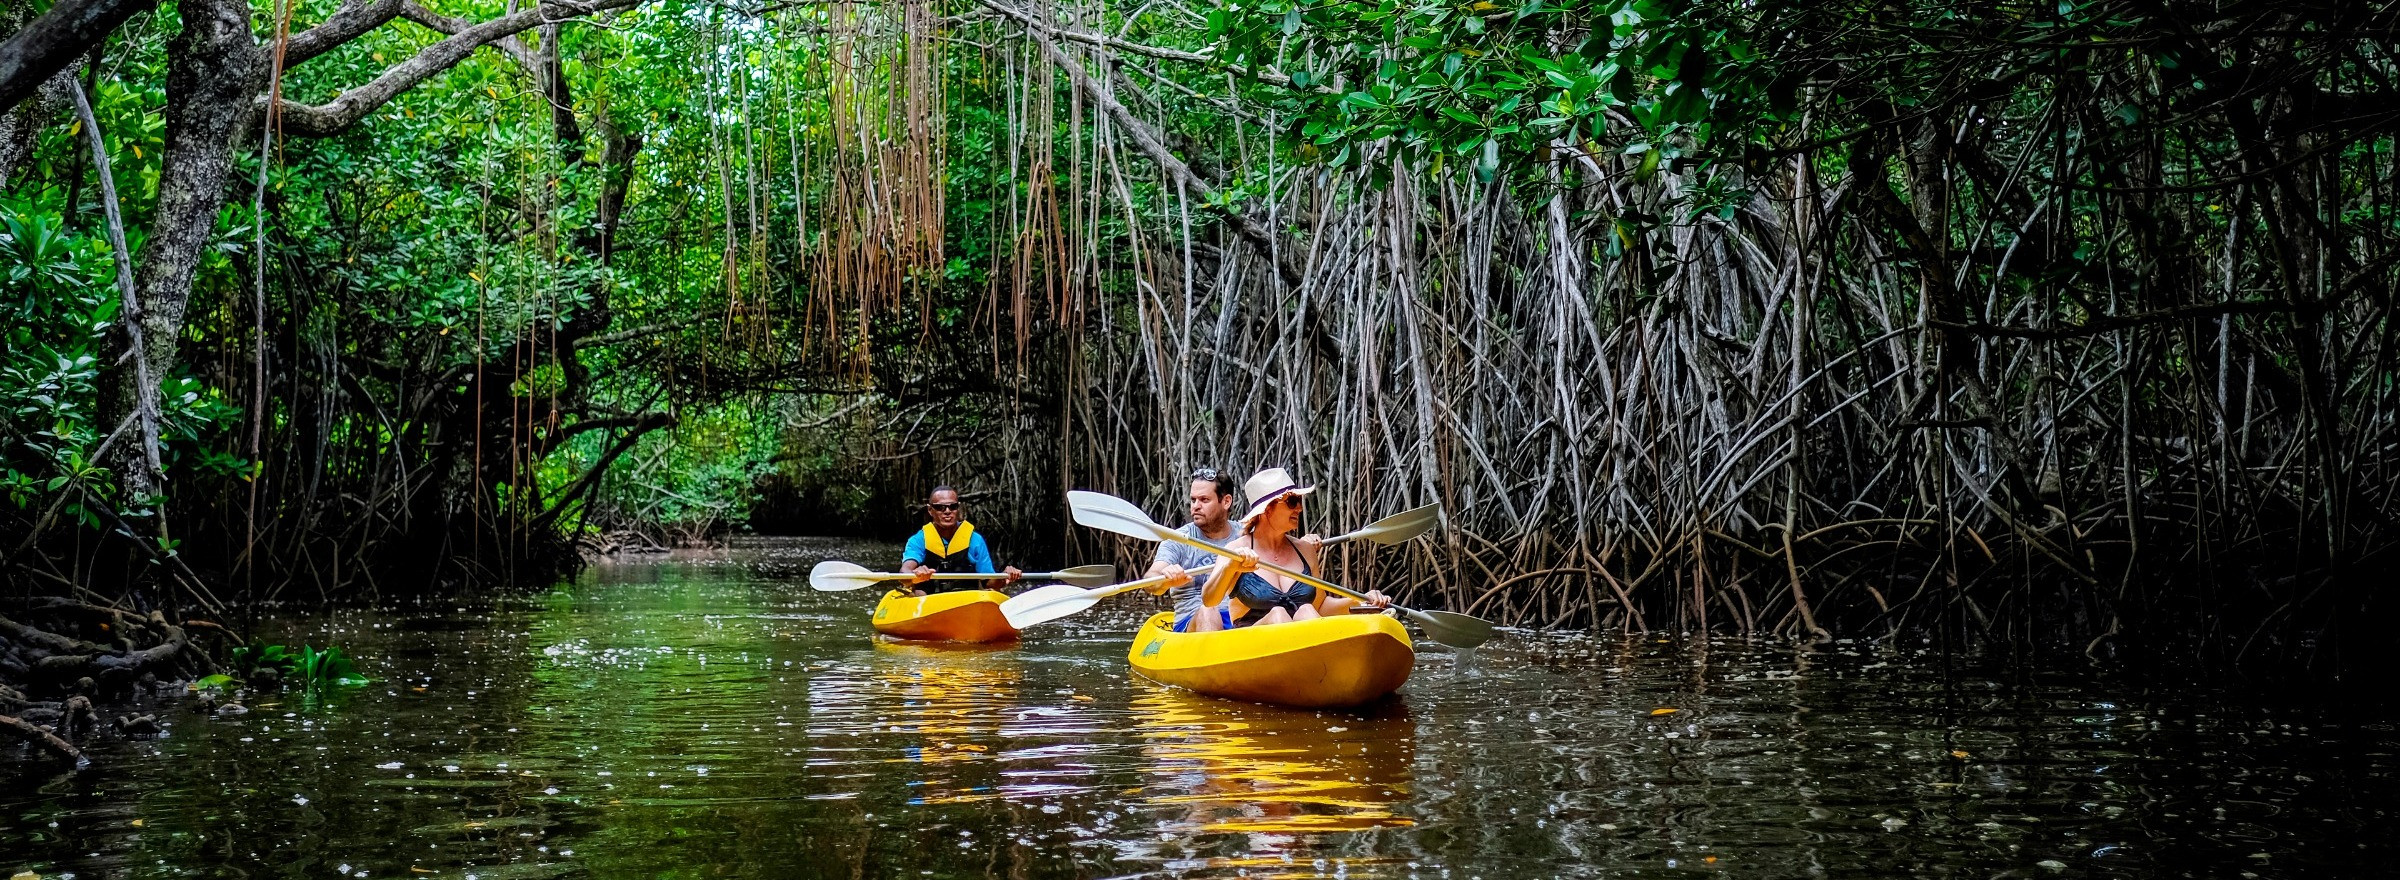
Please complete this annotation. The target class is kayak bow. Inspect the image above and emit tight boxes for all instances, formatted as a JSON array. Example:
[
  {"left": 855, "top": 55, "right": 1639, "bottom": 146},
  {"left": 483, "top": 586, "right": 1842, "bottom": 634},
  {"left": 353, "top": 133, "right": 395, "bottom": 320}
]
[{"left": 872, "top": 589, "right": 1020, "bottom": 643}]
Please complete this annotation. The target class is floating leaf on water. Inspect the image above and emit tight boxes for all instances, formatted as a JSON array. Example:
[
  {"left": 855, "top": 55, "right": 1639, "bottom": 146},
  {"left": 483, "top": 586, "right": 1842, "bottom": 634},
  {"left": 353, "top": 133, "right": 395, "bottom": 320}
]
[
  {"left": 2036, "top": 860, "right": 2067, "bottom": 869},
  {"left": 1070, "top": 695, "right": 1094, "bottom": 703},
  {"left": 15, "top": 871, "right": 41, "bottom": 880},
  {"left": 1952, "top": 750, "right": 1971, "bottom": 759},
  {"left": 1650, "top": 708, "right": 1680, "bottom": 716}
]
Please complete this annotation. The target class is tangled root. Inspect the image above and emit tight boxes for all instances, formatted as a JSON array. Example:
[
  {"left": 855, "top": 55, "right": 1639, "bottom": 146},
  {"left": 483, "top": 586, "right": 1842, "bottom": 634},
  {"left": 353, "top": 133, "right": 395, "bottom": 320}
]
[{"left": 0, "top": 598, "right": 227, "bottom": 765}]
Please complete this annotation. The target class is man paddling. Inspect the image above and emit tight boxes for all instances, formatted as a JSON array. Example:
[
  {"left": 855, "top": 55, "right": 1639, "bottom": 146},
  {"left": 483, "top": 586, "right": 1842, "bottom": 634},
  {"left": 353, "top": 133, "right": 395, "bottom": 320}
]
[
  {"left": 1147, "top": 467, "right": 1241, "bottom": 631},
  {"left": 900, "top": 486, "right": 1023, "bottom": 594}
]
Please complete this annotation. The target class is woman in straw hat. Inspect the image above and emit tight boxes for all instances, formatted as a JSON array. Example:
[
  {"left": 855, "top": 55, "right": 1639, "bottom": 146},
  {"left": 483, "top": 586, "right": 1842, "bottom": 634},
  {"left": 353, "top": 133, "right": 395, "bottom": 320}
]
[{"left": 1190, "top": 467, "right": 1390, "bottom": 631}]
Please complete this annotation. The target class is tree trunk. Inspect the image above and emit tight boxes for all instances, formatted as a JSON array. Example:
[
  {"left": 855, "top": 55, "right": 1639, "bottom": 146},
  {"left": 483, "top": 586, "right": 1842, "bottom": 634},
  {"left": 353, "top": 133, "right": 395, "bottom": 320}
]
[{"left": 100, "top": 0, "right": 257, "bottom": 508}]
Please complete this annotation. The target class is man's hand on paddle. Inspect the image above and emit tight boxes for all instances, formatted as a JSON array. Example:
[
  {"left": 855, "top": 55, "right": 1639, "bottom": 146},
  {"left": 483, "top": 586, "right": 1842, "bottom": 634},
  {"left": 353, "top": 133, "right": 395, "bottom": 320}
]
[
  {"left": 1152, "top": 563, "right": 1191, "bottom": 595},
  {"left": 1003, "top": 565, "right": 1024, "bottom": 585}
]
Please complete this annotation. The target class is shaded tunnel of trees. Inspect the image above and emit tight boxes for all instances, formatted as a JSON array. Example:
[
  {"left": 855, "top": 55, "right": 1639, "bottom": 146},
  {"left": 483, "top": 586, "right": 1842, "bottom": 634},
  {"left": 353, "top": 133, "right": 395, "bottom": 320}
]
[{"left": 1, "top": 0, "right": 2395, "bottom": 740}]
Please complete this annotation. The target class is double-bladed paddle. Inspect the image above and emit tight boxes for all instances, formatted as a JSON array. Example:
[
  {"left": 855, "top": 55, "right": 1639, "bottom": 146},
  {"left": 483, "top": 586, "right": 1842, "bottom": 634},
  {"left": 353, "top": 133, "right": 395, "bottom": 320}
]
[
  {"left": 807, "top": 560, "right": 1117, "bottom": 592},
  {"left": 1000, "top": 502, "right": 1449, "bottom": 629},
  {"left": 999, "top": 564, "right": 1222, "bottom": 630},
  {"left": 1063, "top": 491, "right": 1498, "bottom": 648}
]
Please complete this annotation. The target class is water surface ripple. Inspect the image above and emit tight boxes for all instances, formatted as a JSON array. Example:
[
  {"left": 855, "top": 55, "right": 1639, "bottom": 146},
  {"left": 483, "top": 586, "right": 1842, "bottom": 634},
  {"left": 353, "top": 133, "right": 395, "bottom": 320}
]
[{"left": 5, "top": 538, "right": 2392, "bottom": 878}]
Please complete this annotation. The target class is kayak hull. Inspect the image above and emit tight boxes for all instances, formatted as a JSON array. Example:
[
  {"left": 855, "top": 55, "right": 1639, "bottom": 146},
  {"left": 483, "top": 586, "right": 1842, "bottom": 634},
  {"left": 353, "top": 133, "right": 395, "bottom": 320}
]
[
  {"left": 1128, "top": 611, "right": 1413, "bottom": 708},
  {"left": 872, "top": 590, "right": 1019, "bottom": 643}
]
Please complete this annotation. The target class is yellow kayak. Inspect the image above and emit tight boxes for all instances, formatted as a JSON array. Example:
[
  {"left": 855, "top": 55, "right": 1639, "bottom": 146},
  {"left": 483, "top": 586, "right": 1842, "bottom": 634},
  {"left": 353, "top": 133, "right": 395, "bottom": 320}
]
[
  {"left": 872, "top": 589, "right": 1019, "bottom": 643},
  {"left": 1128, "top": 611, "right": 1413, "bottom": 708}
]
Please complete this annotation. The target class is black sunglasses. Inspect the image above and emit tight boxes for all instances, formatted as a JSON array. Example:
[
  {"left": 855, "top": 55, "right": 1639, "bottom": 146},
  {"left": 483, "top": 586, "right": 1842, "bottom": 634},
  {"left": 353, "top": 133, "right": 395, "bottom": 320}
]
[{"left": 928, "top": 502, "right": 961, "bottom": 511}]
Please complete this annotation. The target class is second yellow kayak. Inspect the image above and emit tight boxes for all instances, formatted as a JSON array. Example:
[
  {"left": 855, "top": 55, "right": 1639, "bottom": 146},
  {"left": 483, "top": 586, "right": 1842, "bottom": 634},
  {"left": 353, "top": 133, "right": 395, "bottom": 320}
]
[
  {"left": 1128, "top": 611, "right": 1413, "bottom": 708},
  {"left": 872, "top": 589, "right": 1019, "bottom": 643}
]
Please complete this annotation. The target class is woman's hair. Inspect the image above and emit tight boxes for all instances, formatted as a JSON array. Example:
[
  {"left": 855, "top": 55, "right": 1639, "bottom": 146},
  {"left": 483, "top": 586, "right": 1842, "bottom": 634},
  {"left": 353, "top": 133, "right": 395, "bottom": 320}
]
[{"left": 1242, "top": 499, "right": 1292, "bottom": 537}]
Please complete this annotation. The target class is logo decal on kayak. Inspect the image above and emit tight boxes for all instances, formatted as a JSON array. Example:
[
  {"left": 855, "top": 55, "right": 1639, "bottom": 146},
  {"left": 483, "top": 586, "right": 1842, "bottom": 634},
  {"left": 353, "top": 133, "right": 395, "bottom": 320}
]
[
  {"left": 1140, "top": 639, "right": 1163, "bottom": 657},
  {"left": 875, "top": 606, "right": 888, "bottom": 620}
]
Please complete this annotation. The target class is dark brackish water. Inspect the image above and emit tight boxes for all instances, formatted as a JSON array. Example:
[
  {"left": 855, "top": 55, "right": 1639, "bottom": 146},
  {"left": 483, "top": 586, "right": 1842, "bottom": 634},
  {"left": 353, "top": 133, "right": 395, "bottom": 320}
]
[{"left": 5, "top": 538, "right": 2395, "bottom": 878}]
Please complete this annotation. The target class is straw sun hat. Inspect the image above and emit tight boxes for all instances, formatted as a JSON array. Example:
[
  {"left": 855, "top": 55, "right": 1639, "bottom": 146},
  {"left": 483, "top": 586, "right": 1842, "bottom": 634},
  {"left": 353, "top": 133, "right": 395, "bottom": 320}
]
[{"left": 1237, "top": 467, "right": 1317, "bottom": 524}]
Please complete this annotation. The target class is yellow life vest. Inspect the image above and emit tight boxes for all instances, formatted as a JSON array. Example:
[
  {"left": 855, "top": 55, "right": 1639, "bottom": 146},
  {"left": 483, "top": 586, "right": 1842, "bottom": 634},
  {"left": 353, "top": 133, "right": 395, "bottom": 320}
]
[{"left": 916, "top": 521, "right": 979, "bottom": 573}]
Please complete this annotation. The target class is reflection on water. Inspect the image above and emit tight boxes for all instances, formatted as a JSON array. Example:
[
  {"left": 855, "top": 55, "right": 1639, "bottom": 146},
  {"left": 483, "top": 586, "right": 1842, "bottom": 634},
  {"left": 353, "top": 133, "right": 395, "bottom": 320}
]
[
  {"left": 1133, "top": 686, "right": 1414, "bottom": 837},
  {"left": 3, "top": 536, "right": 2396, "bottom": 879}
]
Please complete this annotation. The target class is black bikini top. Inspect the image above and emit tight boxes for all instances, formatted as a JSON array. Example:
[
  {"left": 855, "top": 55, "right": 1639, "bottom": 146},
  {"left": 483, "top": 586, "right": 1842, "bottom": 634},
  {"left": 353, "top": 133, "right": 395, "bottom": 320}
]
[{"left": 1229, "top": 536, "right": 1315, "bottom": 617}]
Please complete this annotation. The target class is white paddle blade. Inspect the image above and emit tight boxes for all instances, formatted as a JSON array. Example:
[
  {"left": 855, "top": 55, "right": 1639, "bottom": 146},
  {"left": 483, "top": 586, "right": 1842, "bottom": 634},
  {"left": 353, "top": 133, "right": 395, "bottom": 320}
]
[
  {"left": 808, "top": 560, "right": 885, "bottom": 592},
  {"left": 1348, "top": 503, "right": 1443, "bottom": 546},
  {"left": 1066, "top": 490, "right": 1172, "bottom": 540},
  {"left": 999, "top": 584, "right": 1102, "bottom": 629}
]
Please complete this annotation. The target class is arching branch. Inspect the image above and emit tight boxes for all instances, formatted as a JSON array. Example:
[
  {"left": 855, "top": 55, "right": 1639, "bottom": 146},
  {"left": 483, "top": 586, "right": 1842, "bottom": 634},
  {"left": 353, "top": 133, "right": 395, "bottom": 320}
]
[
  {"left": 0, "top": 0, "right": 156, "bottom": 116},
  {"left": 274, "top": 0, "right": 641, "bottom": 137},
  {"left": 399, "top": 0, "right": 583, "bottom": 149},
  {"left": 283, "top": 0, "right": 406, "bottom": 69}
]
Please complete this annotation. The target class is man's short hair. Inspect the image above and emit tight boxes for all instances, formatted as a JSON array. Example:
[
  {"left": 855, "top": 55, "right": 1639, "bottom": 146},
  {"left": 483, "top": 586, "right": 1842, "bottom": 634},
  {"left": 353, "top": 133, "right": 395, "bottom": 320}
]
[
  {"left": 928, "top": 485, "right": 957, "bottom": 502},
  {"left": 1189, "top": 468, "right": 1235, "bottom": 499}
]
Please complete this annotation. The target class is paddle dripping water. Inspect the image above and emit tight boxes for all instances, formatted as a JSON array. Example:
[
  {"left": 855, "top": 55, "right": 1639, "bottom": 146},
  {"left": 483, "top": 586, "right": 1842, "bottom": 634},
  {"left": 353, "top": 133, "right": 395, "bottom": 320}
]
[{"left": 4, "top": 538, "right": 2394, "bottom": 878}]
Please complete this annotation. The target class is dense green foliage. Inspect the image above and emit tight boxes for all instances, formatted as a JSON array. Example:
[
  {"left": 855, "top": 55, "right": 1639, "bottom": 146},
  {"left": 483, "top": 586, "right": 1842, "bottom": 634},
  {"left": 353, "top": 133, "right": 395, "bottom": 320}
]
[{"left": 1212, "top": 0, "right": 1762, "bottom": 181}]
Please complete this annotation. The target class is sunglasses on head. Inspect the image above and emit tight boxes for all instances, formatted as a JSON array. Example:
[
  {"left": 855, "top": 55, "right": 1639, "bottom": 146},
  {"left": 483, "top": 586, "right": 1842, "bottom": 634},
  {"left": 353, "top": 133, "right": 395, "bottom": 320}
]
[
  {"left": 1191, "top": 467, "right": 1220, "bottom": 482},
  {"left": 929, "top": 502, "right": 961, "bottom": 511}
]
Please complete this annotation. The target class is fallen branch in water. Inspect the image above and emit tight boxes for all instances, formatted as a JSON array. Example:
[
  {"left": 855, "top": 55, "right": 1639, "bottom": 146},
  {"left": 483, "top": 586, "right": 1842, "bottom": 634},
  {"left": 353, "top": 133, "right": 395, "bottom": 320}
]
[{"left": 0, "top": 711, "right": 84, "bottom": 763}]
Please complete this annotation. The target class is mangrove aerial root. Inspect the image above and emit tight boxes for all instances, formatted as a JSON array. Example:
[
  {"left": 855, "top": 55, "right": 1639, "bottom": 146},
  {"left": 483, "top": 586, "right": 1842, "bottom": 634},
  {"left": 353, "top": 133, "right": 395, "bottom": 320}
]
[
  {"left": 0, "top": 712, "right": 84, "bottom": 764},
  {"left": 115, "top": 713, "right": 159, "bottom": 736},
  {"left": 0, "top": 600, "right": 227, "bottom": 763},
  {"left": 0, "top": 604, "right": 214, "bottom": 698}
]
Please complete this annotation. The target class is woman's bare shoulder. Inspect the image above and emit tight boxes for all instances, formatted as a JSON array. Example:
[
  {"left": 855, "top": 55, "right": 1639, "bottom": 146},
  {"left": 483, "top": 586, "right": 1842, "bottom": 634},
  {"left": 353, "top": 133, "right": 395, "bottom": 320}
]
[{"left": 1298, "top": 535, "right": 1324, "bottom": 568}]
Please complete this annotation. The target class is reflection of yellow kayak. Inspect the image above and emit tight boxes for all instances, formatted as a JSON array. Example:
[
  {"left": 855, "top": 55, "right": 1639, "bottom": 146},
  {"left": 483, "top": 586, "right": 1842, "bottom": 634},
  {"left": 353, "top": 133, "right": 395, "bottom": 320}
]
[
  {"left": 1128, "top": 611, "right": 1412, "bottom": 708},
  {"left": 871, "top": 589, "right": 1018, "bottom": 643},
  {"left": 1133, "top": 687, "right": 1415, "bottom": 836}
]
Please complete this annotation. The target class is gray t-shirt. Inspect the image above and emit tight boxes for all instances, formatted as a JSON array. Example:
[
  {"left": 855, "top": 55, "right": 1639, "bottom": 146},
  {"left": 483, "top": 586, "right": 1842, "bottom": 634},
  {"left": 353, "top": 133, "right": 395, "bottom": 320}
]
[{"left": 1153, "top": 522, "right": 1236, "bottom": 620}]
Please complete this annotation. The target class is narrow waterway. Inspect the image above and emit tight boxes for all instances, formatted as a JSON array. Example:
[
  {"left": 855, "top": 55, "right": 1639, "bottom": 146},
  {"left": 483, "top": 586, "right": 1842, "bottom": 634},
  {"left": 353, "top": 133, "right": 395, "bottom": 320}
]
[{"left": 5, "top": 538, "right": 2393, "bottom": 878}]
